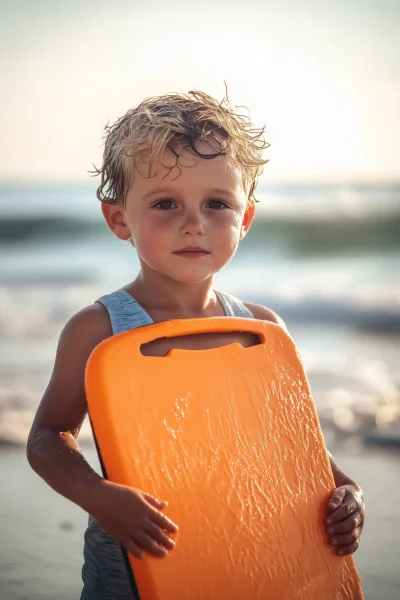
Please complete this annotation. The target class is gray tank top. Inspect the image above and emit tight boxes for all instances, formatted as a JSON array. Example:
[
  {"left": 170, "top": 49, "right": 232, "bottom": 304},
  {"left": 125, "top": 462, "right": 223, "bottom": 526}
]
[{"left": 81, "top": 289, "right": 254, "bottom": 599}]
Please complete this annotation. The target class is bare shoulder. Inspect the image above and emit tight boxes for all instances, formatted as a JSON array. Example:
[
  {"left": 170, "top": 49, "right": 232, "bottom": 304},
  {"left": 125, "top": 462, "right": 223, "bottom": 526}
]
[
  {"left": 52, "top": 301, "right": 114, "bottom": 377},
  {"left": 51, "top": 301, "right": 113, "bottom": 393},
  {"left": 59, "top": 302, "right": 112, "bottom": 350},
  {"left": 244, "top": 302, "right": 288, "bottom": 332},
  {"left": 28, "top": 302, "right": 113, "bottom": 435}
]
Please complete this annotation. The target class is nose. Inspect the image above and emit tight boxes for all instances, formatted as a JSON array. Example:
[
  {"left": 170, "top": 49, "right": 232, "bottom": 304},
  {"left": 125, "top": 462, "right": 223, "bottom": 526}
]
[{"left": 180, "top": 210, "right": 205, "bottom": 236}]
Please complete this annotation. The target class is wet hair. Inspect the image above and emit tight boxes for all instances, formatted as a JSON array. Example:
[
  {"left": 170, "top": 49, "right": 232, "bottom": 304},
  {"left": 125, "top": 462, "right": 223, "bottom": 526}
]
[{"left": 92, "top": 87, "right": 269, "bottom": 206}]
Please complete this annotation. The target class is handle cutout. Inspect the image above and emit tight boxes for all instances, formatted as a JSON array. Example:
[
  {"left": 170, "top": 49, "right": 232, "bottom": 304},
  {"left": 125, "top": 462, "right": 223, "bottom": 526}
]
[{"left": 140, "top": 331, "right": 262, "bottom": 357}]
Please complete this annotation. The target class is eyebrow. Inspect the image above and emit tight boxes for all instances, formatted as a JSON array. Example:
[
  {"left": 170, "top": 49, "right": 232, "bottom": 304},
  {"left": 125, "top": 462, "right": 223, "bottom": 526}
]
[{"left": 142, "top": 187, "right": 235, "bottom": 199}]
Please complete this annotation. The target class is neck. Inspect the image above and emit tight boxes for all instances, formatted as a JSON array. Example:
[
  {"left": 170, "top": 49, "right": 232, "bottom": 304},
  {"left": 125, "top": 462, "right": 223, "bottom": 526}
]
[{"left": 127, "top": 266, "right": 219, "bottom": 318}]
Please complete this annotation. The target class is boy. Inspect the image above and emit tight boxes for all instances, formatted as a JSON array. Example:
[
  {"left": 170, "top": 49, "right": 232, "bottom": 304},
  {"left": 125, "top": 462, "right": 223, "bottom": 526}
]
[{"left": 27, "top": 90, "right": 365, "bottom": 598}]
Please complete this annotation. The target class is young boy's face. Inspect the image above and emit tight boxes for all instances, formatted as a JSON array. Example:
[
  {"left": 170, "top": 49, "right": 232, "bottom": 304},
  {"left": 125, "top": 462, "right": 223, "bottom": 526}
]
[{"left": 102, "top": 143, "right": 255, "bottom": 284}]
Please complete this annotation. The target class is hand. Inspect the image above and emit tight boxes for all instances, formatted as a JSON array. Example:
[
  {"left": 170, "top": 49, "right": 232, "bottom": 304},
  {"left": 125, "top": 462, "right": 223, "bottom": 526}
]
[
  {"left": 91, "top": 481, "right": 178, "bottom": 560},
  {"left": 325, "top": 484, "right": 365, "bottom": 556}
]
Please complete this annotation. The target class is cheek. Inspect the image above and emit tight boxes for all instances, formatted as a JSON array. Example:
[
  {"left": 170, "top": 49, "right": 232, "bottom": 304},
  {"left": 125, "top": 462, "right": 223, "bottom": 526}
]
[
  {"left": 131, "top": 216, "right": 172, "bottom": 257},
  {"left": 213, "top": 214, "right": 243, "bottom": 248}
]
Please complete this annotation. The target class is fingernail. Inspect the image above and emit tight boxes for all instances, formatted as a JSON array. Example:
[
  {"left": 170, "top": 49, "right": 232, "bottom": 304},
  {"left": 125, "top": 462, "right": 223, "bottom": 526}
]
[
  {"left": 331, "top": 539, "right": 337, "bottom": 546},
  {"left": 327, "top": 527, "right": 334, "bottom": 534},
  {"left": 326, "top": 519, "right": 332, "bottom": 525},
  {"left": 338, "top": 549, "right": 344, "bottom": 555}
]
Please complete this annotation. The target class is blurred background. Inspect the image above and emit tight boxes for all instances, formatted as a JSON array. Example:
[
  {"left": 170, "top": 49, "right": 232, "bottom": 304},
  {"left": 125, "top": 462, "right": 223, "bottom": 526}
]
[{"left": 1, "top": 0, "right": 399, "bottom": 598}]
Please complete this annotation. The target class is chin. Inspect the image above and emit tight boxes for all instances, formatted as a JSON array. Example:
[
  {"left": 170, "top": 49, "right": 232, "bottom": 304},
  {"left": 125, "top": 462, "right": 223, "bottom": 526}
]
[
  {"left": 170, "top": 274, "right": 213, "bottom": 284},
  {"left": 165, "top": 268, "right": 216, "bottom": 284}
]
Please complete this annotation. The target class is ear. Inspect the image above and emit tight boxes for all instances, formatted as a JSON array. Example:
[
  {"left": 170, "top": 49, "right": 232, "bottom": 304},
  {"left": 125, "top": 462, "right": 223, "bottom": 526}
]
[
  {"left": 240, "top": 204, "right": 255, "bottom": 240},
  {"left": 101, "top": 202, "right": 131, "bottom": 241}
]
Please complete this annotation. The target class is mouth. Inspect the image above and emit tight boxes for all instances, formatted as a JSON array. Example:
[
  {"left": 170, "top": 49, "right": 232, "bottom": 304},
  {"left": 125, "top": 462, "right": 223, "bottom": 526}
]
[{"left": 173, "top": 247, "right": 210, "bottom": 258}]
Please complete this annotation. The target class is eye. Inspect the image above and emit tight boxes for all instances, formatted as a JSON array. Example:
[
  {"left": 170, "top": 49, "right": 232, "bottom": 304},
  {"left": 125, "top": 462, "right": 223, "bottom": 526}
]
[
  {"left": 207, "top": 199, "right": 228, "bottom": 210},
  {"left": 153, "top": 199, "right": 176, "bottom": 210}
]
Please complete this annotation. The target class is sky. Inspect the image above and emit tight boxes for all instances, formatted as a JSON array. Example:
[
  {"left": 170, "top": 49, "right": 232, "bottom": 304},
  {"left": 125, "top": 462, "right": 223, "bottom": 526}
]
[{"left": 0, "top": 0, "right": 399, "bottom": 184}]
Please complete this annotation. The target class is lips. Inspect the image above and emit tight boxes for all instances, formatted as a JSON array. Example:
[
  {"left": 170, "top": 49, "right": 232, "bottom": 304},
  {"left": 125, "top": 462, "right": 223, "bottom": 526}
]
[{"left": 173, "top": 247, "right": 210, "bottom": 258}]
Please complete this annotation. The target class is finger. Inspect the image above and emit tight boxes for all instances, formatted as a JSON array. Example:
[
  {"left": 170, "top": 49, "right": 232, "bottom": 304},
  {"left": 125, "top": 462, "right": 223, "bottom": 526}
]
[
  {"left": 144, "top": 521, "right": 176, "bottom": 550},
  {"left": 336, "top": 540, "right": 359, "bottom": 556},
  {"left": 327, "top": 513, "right": 362, "bottom": 535},
  {"left": 325, "top": 498, "right": 359, "bottom": 525},
  {"left": 150, "top": 509, "right": 179, "bottom": 533},
  {"left": 135, "top": 531, "right": 169, "bottom": 558},
  {"left": 327, "top": 487, "right": 347, "bottom": 512},
  {"left": 142, "top": 493, "right": 168, "bottom": 510},
  {"left": 329, "top": 529, "right": 361, "bottom": 548},
  {"left": 122, "top": 536, "right": 145, "bottom": 560}
]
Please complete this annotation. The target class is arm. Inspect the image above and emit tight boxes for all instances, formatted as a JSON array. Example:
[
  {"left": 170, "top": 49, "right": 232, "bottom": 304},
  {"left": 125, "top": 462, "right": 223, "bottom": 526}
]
[
  {"left": 27, "top": 303, "right": 177, "bottom": 559},
  {"left": 328, "top": 451, "right": 360, "bottom": 489},
  {"left": 27, "top": 304, "right": 112, "bottom": 512}
]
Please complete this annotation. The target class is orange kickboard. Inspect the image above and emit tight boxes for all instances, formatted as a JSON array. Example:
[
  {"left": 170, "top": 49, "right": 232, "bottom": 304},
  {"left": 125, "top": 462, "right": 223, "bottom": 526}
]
[{"left": 86, "top": 317, "right": 364, "bottom": 600}]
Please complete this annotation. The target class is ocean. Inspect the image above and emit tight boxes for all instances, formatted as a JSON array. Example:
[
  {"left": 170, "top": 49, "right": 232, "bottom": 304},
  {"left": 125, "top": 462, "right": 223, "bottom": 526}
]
[
  {"left": 1, "top": 182, "right": 399, "bottom": 446},
  {"left": 0, "top": 182, "right": 400, "bottom": 598}
]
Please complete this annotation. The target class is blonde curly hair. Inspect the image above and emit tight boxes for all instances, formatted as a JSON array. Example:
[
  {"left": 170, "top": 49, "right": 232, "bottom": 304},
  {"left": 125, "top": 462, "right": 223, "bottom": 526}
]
[{"left": 93, "top": 88, "right": 269, "bottom": 206}]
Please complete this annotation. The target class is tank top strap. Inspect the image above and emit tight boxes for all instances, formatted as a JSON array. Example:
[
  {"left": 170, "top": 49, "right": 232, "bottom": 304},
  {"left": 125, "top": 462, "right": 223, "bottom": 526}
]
[
  {"left": 96, "top": 290, "right": 153, "bottom": 335},
  {"left": 215, "top": 290, "right": 254, "bottom": 319},
  {"left": 97, "top": 289, "right": 253, "bottom": 336}
]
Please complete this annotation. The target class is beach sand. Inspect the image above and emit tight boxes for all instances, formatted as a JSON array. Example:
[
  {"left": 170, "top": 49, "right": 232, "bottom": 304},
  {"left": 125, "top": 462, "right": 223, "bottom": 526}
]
[{"left": 1, "top": 435, "right": 399, "bottom": 600}]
